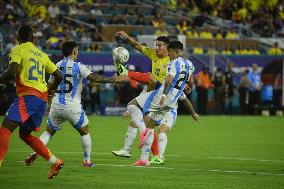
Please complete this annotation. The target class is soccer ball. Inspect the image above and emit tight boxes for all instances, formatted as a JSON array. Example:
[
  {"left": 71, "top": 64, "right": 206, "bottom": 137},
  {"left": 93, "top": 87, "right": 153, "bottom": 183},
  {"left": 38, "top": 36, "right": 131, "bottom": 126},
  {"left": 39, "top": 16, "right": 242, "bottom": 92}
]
[{"left": 112, "top": 47, "right": 129, "bottom": 63}]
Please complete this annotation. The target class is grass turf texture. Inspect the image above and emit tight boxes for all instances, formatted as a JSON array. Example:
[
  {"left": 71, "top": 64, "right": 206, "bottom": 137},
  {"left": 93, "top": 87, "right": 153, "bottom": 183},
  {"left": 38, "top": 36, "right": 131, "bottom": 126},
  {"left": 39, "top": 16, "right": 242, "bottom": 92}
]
[{"left": 0, "top": 116, "right": 284, "bottom": 189}]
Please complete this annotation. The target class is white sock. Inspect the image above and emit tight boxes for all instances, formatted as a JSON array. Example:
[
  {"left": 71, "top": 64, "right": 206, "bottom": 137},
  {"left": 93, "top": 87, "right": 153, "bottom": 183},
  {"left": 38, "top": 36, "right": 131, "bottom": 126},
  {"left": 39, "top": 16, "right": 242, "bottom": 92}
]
[
  {"left": 158, "top": 133, "right": 167, "bottom": 159},
  {"left": 140, "top": 129, "right": 154, "bottom": 161},
  {"left": 127, "top": 105, "right": 146, "bottom": 133},
  {"left": 81, "top": 133, "right": 92, "bottom": 161},
  {"left": 48, "top": 155, "right": 58, "bottom": 164},
  {"left": 39, "top": 131, "right": 52, "bottom": 145},
  {"left": 123, "top": 126, "right": 137, "bottom": 152}
]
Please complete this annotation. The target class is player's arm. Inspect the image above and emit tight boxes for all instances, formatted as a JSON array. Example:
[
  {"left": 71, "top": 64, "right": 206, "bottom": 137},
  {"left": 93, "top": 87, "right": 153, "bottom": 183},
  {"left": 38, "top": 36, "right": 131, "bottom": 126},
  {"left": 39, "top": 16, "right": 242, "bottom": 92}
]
[
  {"left": 180, "top": 97, "right": 200, "bottom": 122},
  {"left": 47, "top": 69, "right": 63, "bottom": 94},
  {"left": 0, "top": 62, "right": 18, "bottom": 83},
  {"left": 87, "top": 73, "right": 116, "bottom": 83},
  {"left": 163, "top": 74, "right": 174, "bottom": 96},
  {"left": 116, "top": 31, "right": 143, "bottom": 52},
  {"left": 159, "top": 74, "right": 174, "bottom": 108}
]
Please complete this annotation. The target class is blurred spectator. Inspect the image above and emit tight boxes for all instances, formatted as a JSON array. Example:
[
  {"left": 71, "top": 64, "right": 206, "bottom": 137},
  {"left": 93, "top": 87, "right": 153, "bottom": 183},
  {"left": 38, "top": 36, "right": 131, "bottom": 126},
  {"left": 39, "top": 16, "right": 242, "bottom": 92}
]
[
  {"left": 207, "top": 41, "right": 219, "bottom": 55},
  {"left": 267, "top": 42, "right": 283, "bottom": 55},
  {"left": 155, "top": 25, "right": 169, "bottom": 36},
  {"left": 193, "top": 43, "right": 204, "bottom": 54},
  {"left": 213, "top": 67, "right": 225, "bottom": 114},
  {"left": 186, "top": 27, "right": 199, "bottom": 38},
  {"left": 195, "top": 66, "right": 212, "bottom": 114},
  {"left": 151, "top": 16, "right": 166, "bottom": 29},
  {"left": 80, "top": 32, "right": 92, "bottom": 46},
  {"left": 135, "top": 15, "right": 148, "bottom": 25},
  {"left": 224, "top": 62, "right": 235, "bottom": 114},
  {"left": 215, "top": 29, "right": 223, "bottom": 39},
  {"left": 109, "top": 15, "right": 128, "bottom": 25},
  {"left": 69, "top": 3, "right": 79, "bottom": 15},
  {"left": 199, "top": 28, "right": 213, "bottom": 39},
  {"left": 238, "top": 69, "right": 250, "bottom": 115},
  {"left": 176, "top": 20, "right": 189, "bottom": 35},
  {"left": 87, "top": 43, "right": 102, "bottom": 52},
  {"left": 247, "top": 64, "right": 262, "bottom": 114},
  {"left": 221, "top": 44, "right": 233, "bottom": 55},
  {"left": 225, "top": 29, "right": 239, "bottom": 39},
  {"left": 250, "top": 43, "right": 261, "bottom": 55},
  {"left": 89, "top": 82, "right": 101, "bottom": 115},
  {"left": 48, "top": 3, "right": 60, "bottom": 19},
  {"left": 82, "top": 82, "right": 91, "bottom": 114}
]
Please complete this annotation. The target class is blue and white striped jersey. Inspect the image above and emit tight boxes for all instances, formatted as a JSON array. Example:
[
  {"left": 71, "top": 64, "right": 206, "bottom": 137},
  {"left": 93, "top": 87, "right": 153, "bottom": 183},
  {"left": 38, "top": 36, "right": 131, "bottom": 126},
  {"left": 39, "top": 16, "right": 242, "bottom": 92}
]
[
  {"left": 49, "top": 58, "right": 92, "bottom": 106},
  {"left": 165, "top": 56, "right": 195, "bottom": 104}
]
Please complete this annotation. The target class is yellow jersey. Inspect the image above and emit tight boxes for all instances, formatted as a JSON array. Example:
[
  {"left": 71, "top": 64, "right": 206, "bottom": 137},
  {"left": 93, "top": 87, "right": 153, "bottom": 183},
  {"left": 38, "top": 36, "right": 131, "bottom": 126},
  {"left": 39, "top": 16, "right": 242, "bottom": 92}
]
[
  {"left": 141, "top": 46, "right": 170, "bottom": 83},
  {"left": 9, "top": 42, "right": 57, "bottom": 101}
]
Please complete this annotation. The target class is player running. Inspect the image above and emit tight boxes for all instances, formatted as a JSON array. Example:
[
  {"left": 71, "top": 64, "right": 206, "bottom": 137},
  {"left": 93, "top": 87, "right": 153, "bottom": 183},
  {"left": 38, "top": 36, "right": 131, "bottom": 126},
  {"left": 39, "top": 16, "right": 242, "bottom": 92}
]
[
  {"left": 24, "top": 41, "right": 123, "bottom": 167},
  {"left": 112, "top": 32, "right": 170, "bottom": 159},
  {"left": 125, "top": 41, "right": 196, "bottom": 166},
  {"left": 0, "top": 25, "right": 64, "bottom": 179}
]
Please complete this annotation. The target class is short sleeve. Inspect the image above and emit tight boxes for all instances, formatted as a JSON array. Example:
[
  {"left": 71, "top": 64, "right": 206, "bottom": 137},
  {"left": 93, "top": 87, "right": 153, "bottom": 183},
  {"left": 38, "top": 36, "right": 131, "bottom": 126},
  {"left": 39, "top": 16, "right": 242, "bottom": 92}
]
[
  {"left": 79, "top": 62, "right": 92, "bottom": 79},
  {"left": 45, "top": 55, "right": 58, "bottom": 74},
  {"left": 9, "top": 46, "right": 22, "bottom": 65},
  {"left": 141, "top": 46, "right": 155, "bottom": 60}
]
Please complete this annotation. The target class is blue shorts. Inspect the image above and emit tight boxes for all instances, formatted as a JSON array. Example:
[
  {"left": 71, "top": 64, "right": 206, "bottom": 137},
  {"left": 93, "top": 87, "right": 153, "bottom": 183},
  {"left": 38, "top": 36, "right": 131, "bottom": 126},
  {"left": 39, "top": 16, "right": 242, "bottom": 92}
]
[{"left": 6, "top": 96, "right": 47, "bottom": 132}]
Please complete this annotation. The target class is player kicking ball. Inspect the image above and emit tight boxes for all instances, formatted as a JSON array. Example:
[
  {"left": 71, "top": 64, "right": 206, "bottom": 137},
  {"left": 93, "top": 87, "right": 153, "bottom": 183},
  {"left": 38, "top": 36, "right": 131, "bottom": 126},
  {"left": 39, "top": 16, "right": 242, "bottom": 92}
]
[
  {"left": 25, "top": 41, "right": 123, "bottom": 167},
  {"left": 115, "top": 41, "right": 197, "bottom": 166},
  {"left": 114, "top": 59, "right": 199, "bottom": 165},
  {"left": 112, "top": 32, "right": 171, "bottom": 160}
]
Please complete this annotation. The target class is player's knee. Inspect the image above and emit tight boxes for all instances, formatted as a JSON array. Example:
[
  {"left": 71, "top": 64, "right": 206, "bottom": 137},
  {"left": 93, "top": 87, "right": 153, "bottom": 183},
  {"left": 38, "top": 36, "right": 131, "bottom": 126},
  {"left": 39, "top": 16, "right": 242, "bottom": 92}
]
[
  {"left": 77, "top": 125, "right": 89, "bottom": 136},
  {"left": 130, "top": 120, "right": 138, "bottom": 128},
  {"left": 19, "top": 133, "right": 32, "bottom": 143},
  {"left": 158, "top": 125, "right": 169, "bottom": 133}
]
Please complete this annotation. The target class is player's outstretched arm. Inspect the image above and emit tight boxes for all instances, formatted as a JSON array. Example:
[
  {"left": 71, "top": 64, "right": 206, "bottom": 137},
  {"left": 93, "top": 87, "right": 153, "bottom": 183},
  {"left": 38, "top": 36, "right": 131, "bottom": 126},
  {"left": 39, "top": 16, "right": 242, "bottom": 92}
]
[
  {"left": 116, "top": 31, "right": 143, "bottom": 52},
  {"left": 87, "top": 73, "right": 116, "bottom": 83},
  {"left": 0, "top": 62, "right": 18, "bottom": 83},
  {"left": 47, "top": 69, "right": 63, "bottom": 94},
  {"left": 180, "top": 98, "right": 200, "bottom": 122}
]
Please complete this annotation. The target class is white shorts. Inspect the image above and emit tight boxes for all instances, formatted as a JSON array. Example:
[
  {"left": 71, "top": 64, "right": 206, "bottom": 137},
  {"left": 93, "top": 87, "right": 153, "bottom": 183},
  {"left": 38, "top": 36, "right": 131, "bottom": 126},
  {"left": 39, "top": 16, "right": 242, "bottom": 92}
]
[
  {"left": 136, "top": 88, "right": 173, "bottom": 115},
  {"left": 47, "top": 103, "right": 89, "bottom": 131},
  {"left": 148, "top": 108, "right": 177, "bottom": 130}
]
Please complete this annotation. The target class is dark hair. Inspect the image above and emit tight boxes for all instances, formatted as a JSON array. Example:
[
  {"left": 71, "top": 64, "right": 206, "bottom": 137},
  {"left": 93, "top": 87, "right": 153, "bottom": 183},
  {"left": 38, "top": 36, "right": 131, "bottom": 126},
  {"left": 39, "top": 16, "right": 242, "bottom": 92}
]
[
  {"left": 18, "top": 25, "right": 33, "bottom": 42},
  {"left": 167, "top": 41, "right": 183, "bottom": 50},
  {"left": 156, "top": 36, "right": 169, "bottom": 44},
  {"left": 62, "top": 41, "right": 78, "bottom": 57}
]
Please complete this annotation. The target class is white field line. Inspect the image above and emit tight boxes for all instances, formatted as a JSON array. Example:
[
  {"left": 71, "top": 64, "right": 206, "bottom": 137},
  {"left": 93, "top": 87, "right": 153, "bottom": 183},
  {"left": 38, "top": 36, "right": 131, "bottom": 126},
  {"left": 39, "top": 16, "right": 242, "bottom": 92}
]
[
  {"left": 8, "top": 150, "right": 284, "bottom": 164},
  {"left": 3, "top": 160, "right": 284, "bottom": 177}
]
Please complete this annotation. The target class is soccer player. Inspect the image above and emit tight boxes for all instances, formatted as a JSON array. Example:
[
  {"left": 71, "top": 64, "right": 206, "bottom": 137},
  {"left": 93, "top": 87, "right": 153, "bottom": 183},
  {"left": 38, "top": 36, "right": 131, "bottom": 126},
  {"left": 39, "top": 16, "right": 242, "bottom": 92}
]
[
  {"left": 112, "top": 32, "right": 170, "bottom": 159},
  {"left": 127, "top": 41, "right": 195, "bottom": 166},
  {"left": 115, "top": 64, "right": 199, "bottom": 164},
  {"left": 25, "top": 41, "right": 122, "bottom": 167},
  {"left": 0, "top": 25, "right": 64, "bottom": 179}
]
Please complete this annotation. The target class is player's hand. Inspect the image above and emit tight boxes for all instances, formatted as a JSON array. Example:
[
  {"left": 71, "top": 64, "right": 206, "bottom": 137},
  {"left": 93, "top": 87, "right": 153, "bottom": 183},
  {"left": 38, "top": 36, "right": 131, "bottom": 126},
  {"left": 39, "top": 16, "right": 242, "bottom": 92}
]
[
  {"left": 115, "top": 75, "right": 129, "bottom": 82},
  {"left": 159, "top": 95, "right": 166, "bottom": 109},
  {"left": 116, "top": 31, "right": 129, "bottom": 39},
  {"left": 122, "top": 111, "right": 131, "bottom": 119},
  {"left": 184, "top": 85, "right": 191, "bottom": 94},
  {"left": 192, "top": 113, "right": 200, "bottom": 122}
]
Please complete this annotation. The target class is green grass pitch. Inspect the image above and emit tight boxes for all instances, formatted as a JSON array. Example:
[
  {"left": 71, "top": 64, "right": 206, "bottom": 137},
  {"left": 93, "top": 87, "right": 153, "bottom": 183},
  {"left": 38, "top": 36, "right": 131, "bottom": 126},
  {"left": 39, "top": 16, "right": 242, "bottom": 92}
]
[{"left": 0, "top": 116, "right": 284, "bottom": 189}]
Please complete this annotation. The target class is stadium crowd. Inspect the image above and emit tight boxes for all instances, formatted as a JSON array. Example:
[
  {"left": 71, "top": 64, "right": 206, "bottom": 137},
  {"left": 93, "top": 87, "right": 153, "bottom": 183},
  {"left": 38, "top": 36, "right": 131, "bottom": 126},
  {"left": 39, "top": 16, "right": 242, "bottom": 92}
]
[{"left": 0, "top": 0, "right": 284, "bottom": 54}]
